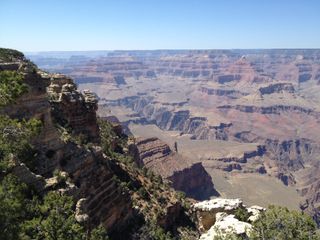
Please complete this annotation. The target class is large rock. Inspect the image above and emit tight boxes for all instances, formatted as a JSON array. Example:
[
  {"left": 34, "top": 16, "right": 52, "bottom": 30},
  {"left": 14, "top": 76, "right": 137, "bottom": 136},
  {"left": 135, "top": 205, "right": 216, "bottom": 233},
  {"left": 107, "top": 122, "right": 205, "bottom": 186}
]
[
  {"left": 193, "top": 198, "right": 265, "bottom": 237},
  {"left": 194, "top": 198, "right": 244, "bottom": 231},
  {"left": 200, "top": 213, "right": 252, "bottom": 240}
]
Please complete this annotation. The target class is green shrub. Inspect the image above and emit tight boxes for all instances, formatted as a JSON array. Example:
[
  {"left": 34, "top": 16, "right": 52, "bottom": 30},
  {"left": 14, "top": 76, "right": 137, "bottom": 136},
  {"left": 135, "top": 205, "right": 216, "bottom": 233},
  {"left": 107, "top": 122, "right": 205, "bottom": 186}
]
[
  {"left": 251, "top": 205, "right": 319, "bottom": 240},
  {"left": 0, "top": 70, "right": 28, "bottom": 106},
  {"left": 0, "top": 174, "right": 30, "bottom": 240},
  {"left": 0, "top": 115, "right": 41, "bottom": 171},
  {"left": 23, "top": 192, "right": 85, "bottom": 240},
  {"left": 135, "top": 222, "right": 174, "bottom": 240},
  {"left": 90, "top": 225, "right": 110, "bottom": 240},
  {"left": 234, "top": 207, "right": 251, "bottom": 222}
]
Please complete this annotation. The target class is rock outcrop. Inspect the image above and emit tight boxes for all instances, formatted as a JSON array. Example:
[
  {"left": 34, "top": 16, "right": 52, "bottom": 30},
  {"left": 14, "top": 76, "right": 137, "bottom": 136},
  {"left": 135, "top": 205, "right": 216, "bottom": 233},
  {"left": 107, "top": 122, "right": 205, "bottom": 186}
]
[
  {"left": 218, "top": 104, "right": 314, "bottom": 115},
  {"left": 202, "top": 145, "right": 266, "bottom": 173},
  {"left": 258, "top": 83, "right": 295, "bottom": 95},
  {"left": 200, "top": 213, "right": 252, "bottom": 240},
  {"left": 199, "top": 87, "right": 246, "bottom": 99},
  {"left": 193, "top": 198, "right": 265, "bottom": 239},
  {"left": 47, "top": 75, "right": 100, "bottom": 142}
]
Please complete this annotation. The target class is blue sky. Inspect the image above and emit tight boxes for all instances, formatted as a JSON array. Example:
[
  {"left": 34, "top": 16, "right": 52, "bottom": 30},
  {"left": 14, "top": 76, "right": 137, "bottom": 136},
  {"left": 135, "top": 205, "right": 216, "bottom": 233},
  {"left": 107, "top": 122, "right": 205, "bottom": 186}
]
[{"left": 0, "top": 0, "right": 319, "bottom": 51}]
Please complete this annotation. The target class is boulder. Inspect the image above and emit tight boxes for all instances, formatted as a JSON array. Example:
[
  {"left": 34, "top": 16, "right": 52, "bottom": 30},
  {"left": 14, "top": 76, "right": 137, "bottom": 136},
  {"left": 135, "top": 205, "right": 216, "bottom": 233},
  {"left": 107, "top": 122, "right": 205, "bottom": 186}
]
[{"left": 199, "top": 213, "right": 252, "bottom": 240}]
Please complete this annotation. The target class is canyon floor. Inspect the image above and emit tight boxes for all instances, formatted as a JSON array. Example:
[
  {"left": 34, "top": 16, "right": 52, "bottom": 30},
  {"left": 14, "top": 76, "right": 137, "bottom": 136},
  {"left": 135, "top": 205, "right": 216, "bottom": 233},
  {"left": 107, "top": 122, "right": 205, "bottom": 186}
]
[{"left": 128, "top": 122, "right": 302, "bottom": 209}]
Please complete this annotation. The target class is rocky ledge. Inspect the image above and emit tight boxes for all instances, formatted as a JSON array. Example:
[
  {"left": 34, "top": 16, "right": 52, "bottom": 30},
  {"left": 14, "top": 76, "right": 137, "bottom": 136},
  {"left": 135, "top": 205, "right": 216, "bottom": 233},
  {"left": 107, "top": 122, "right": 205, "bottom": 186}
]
[
  {"left": 258, "top": 82, "right": 295, "bottom": 95},
  {"left": 193, "top": 198, "right": 265, "bottom": 239}
]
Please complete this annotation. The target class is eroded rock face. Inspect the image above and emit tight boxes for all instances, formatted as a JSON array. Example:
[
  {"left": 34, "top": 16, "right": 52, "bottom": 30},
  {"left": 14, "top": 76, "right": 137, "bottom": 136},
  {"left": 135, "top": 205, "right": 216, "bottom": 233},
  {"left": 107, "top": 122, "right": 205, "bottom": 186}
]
[
  {"left": 258, "top": 83, "right": 295, "bottom": 95},
  {"left": 71, "top": 148, "right": 133, "bottom": 230},
  {"left": 202, "top": 145, "right": 266, "bottom": 173},
  {"left": 47, "top": 75, "right": 100, "bottom": 142},
  {"left": 199, "top": 87, "right": 247, "bottom": 99},
  {"left": 108, "top": 96, "right": 231, "bottom": 140},
  {"left": 218, "top": 104, "right": 314, "bottom": 115},
  {"left": 11, "top": 161, "right": 46, "bottom": 191},
  {"left": 168, "top": 163, "right": 219, "bottom": 200},
  {"left": 0, "top": 56, "right": 134, "bottom": 232},
  {"left": 129, "top": 137, "right": 218, "bottom": 200}
]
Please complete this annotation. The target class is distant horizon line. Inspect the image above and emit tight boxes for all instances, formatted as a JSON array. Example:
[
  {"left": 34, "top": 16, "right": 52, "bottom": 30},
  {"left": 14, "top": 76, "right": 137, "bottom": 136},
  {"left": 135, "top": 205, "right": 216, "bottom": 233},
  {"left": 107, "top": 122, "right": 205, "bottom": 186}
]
[{"left": 24, "top": 48, "right": 320, "bottom": 54}]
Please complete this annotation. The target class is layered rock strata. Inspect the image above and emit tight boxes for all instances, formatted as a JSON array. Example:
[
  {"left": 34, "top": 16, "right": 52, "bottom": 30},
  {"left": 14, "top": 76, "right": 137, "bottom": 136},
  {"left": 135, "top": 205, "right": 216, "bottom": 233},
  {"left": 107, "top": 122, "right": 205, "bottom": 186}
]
[{"left": 129, "top": 137, "right": 218, "bottom": 200}]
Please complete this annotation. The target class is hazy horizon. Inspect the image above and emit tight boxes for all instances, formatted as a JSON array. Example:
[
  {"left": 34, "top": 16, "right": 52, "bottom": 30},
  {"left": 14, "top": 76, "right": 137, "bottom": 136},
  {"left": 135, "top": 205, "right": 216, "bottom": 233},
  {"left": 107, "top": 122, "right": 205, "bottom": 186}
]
[{"left": 25, "top": 47, "right": 320, "bottom": 52}]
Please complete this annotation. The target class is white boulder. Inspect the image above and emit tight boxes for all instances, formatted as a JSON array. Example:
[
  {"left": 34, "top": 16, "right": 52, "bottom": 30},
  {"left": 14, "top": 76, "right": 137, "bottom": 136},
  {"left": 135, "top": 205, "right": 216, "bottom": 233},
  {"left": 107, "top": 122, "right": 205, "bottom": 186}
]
[{"left": 200, "top": 212, "right": 252, "bottom": 240}]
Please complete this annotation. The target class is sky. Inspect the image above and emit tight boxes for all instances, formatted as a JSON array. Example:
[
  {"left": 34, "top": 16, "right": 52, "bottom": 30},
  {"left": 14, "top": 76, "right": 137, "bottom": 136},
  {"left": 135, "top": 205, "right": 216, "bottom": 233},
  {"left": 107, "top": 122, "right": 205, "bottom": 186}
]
[{"left": 0, "top": 0, "right": 320, "bottom": 51}]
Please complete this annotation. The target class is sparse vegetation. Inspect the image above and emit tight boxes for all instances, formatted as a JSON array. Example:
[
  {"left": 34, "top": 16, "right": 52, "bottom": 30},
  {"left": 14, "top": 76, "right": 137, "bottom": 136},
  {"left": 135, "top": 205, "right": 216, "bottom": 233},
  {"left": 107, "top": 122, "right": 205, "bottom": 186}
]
[
  {"left": 0, "top": 174, "right": 110, "bottom": 240},
  {"left": 133, "top": 222, "right": 174, "bottom": 240},
  {"left": 99, "top": 118, "right": 123, "bottom": 155}
]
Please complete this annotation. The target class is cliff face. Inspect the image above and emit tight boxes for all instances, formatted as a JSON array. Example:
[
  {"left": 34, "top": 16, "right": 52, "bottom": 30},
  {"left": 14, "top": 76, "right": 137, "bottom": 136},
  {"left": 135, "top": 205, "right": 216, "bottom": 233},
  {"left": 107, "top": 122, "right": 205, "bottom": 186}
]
[
  {"left": 129, "top": 137, "right": 218, "bottom": 200},
  {"left": 168, "top": 163, "right": 219, "bottom": 200},
  {"left": 258, "top": 83, "right": 295, "bottom": 95},
  {"left": 47, "top": 75, "right": 100, "bottom": 142},
  {"left": 0, "top": 56, "right": 134, "bottom": 232}
]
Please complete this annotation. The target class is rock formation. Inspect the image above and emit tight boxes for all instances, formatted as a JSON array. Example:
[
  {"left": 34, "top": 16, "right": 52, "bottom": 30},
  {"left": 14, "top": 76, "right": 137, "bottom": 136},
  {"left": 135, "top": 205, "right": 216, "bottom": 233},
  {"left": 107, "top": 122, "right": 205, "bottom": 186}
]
[
  {"left": 47, "top": 74, "right": 99, "bottom": 142},
  {"left": 129, "top": 137, "right": 218, "bottom": 200},
  {"left": 193, "top": 198, "right": 265, "bottom": 239}
]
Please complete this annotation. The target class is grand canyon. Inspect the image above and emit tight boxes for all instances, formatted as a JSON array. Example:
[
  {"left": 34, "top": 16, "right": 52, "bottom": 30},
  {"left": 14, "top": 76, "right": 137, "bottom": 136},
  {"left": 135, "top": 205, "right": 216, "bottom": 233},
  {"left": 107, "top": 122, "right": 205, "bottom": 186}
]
[{"left": 29, "top": 49, "right": 320, "bottom": 227}]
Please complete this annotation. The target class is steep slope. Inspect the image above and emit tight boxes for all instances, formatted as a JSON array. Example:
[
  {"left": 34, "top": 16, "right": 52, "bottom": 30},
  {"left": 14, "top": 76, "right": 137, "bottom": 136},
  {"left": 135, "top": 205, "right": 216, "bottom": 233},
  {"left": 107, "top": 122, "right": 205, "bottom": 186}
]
[{"left": 129, "top": 137, "right": 219, "bottom": 200}]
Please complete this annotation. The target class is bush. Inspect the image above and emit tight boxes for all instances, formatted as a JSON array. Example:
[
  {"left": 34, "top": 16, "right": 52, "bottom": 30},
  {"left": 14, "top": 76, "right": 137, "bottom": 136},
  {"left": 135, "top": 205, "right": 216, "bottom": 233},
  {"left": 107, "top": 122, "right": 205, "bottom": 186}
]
[
  {"left": 138, "top": 187, "right": 149, "bottom": 199},
  {"left": 0, "top": 174, "right": 30, "bottom": 240},
  {"left": 251, "top": 205, "right": 319, "bottom": 240},
  {"left": 134, "top": 222, "right": 173, "bottom": 240},
  {"left": 0, "top": 115, "right": 41, "bottom": 171},
  {"left": 0, "top": 70, "right": 28, "bottom": 106},
  {"left": 90, "top": 225, "right": 110, "bottom": 240},
  {"left": 234, "top": 207, "right": 251, "bottom": 222}
]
